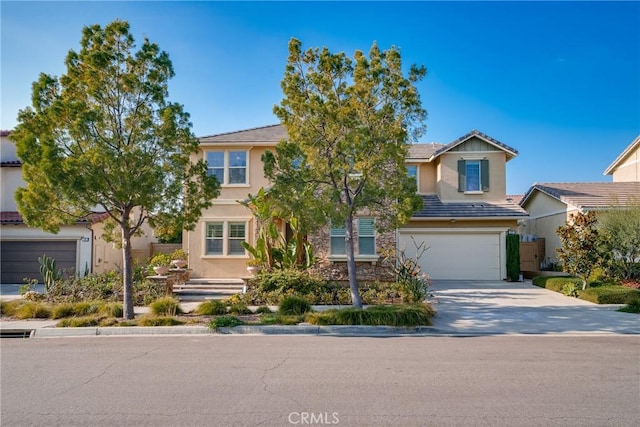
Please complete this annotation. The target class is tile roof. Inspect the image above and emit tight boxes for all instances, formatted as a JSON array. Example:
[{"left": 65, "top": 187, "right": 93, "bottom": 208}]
[
  {"left": 603, "top": 135, "right": 640, "bottom": 175},
  {"left": 0, "top": 211, "right": 99, "bottom": 224},
  {"left": 521, "top": 182, "right": 640, "bottom": 210},
  {"left": 407, "top": 143, "right": 445, "bottom": 160},
  {"left": 413, "top": 194, "right": 528, "bottom": 219},
  {"left": 199, "top": 124, "right": 287, "bottom": 143},
  {"left": 1, "top": 211, "right": 24, "bottom": 223},
  {"left": 0, "top": 160, "right": 21, "bottom": 167},
  {"left": 432, "top": 129, "right": 518, "bottom": 160}
]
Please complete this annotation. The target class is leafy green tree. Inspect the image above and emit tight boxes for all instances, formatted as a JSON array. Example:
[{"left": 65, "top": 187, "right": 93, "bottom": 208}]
[
  {"left": 11, "top": 20, "right": 219, "bottom": 319},
  {"left": 556, "top": 211, "right": 608, "bottom": 290},
  {"left": 597, "top": 198, "right": 640, "bottom": 281},
  {"left": 266, "top": 38, "right": 426, "bottom": 308}
]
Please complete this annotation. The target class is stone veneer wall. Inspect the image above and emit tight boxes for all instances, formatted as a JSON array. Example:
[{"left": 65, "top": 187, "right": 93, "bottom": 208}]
[{"left": 308, "top": 223, "right": 396, "bottom": 283}]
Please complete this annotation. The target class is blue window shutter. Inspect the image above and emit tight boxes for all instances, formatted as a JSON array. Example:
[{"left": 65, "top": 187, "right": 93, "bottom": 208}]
[
  {"left": 481, "top": 159, "right": 489, "bottom": 191},
  {"left": 458, "top": 160, "right": 466, "bottom": 192}
]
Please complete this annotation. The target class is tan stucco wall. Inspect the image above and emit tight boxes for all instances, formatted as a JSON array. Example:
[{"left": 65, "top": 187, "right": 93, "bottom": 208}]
[
  {"left": 417, "top": 162, "right": 437, "bottom": 194},
  {"left": 437, "top": 151, "right": 507, "bottom": 202},
  {"left": 612, "top": 145, "right": 639, "bottom": 182},
  {"left": 0, "top": 168, "right": 22, "bottom": 211},
  {"left": 521, "top": 191, "right": 575, "bottom": 263},
  {"left": 1, "top": 136, "right": 17, "bottom": 162}
]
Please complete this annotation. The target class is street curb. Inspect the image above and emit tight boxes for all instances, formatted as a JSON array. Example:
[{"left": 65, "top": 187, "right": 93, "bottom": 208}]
[{"left": 30, "top": 324, "right": 438, "bottom": 338}]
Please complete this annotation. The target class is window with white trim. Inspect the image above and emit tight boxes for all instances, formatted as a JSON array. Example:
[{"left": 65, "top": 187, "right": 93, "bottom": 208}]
[
  {"left": 205, "top": 221, "right": 247, "bottom": 256},
  {"left": 206, "top": 150, "right": 248, "bottom": 185}
]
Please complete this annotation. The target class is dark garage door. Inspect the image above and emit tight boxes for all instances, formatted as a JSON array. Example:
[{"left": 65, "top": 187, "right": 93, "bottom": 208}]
[{"left": 1, "top": 241, "right": 77, "bottom": 284}]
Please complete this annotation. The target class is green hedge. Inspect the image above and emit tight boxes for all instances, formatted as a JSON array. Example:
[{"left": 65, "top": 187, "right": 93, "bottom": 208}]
[
  {"left": 305, "top": 303, "right": 434, "bottom": 327},
  {"left": 578, "top": 286, "right": 640, "bottom": 304},
  {"left": 532, "top": 276, "right": 582, "bottom": 292}
]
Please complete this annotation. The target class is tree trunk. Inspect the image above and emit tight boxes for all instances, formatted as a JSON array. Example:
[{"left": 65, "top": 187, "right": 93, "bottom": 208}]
[
  {"left": 121, "top": 227, "right": 135, "bottom": 320},
  {"left": 345, "top": 214, "right": 363, "bottom": 309}
]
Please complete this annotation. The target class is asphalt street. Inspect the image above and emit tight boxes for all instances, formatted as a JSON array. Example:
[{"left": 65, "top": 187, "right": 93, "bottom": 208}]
[{"left": 1, "top": 335, "right": 638, "bottom": 426}]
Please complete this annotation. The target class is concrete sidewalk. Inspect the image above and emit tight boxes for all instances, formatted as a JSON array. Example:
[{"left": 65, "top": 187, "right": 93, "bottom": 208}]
[{"left": 1, "top": 280, "right": 638, "bottom": 337}]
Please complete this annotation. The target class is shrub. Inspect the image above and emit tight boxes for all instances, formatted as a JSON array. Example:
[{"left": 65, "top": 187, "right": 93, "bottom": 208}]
[
  {"left": 0, "top": 300, "right": 21, "bottom": 317},
  {"left": 209, "top": 315, "right": 244, "bottom": 329},
  {"left": 561, "top": 283, "right": 580, "bottom": 298},
  {"left": 506, "top": 233, "right": 521, "bottom": 282},
  {"left": 14, "top": 302, "right": 51, "bottom": 319},
  {"left": 57, "top": 316, "right": 101, "bottom": 327},
  {"left": 50, "top": 303, "right": 76, "bottom": 319},
  {"left": 137, "top": 316, "right": 184, "bottom": 326},
  {"left": 149, "top": 297, "right": 183, "bottom": 316},
  {"left": 254, "top": 269, "right": 327, "bottom": 295},
  {"left": 256, "top": 305, "right": 273, "bottom": 314},
  {"left": 578, "top": 286, "right": 640, "bottom": 304},
  {"left": 99, "top": 317, "right": 120, "bottom": 327},
  {"left": 532, "top": 276, "right": 582, "bottom": 292},
  {"left": 228, "top": 303, "right": 252, "bottom": 315},
  {"left": 279, "top": 296, "right": 312, "bottom": 315},
  {"left": 305, "top": 303, "right": 434, "bottom": 327},
  {"left": 618, "top": 297, "right": 640, "bottom": 314},
  {"left": 98, "top": 302, "right": 123, "bottom": 318},
  {"left": 73, "top": 301, "right": 103, "bottom": 316},
  {"left": 196, "top": 300, "right": 228, "bottom": 315},
  {"left": 260, "top": 313, "right": 305, "bottom": 325}
]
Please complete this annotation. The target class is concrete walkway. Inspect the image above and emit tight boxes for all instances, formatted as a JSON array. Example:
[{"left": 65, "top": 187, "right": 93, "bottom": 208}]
[
  {"left": 428, "top": 280, "right": 640, "bottom": 335},
  {"left": 1, "top": 280, "right": 638, "bottom": 336}
]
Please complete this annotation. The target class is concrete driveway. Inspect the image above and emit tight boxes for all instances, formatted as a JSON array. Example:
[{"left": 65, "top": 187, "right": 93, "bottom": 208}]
[{"left": 429, "top": 280, "right": 640, "bottom": 335}]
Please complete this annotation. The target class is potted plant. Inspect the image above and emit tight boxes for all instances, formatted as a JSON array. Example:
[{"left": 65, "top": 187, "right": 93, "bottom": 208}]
[
  {"left": 149, "top": 252, "right": 172, "bottom": 276},
  {"left": 246, "top": 258, "right": 263, "bottom": 275},
  {"left": 169, "top": 248, "right": 188, "bottom": 269}
]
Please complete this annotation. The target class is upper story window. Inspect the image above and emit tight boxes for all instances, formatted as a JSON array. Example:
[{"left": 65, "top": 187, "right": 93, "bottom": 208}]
[
  {"left": 458, "top": 159, "right": 489, "bottom": 193},
  {"left": 406, "top": 165, "right": 418, "bottom": 191},
  {"left": 206, "top": 150, "right": 247, "bottom": 185}
]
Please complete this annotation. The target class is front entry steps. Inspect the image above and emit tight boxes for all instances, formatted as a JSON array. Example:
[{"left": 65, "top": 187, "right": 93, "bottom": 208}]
[{"left": 173, "top": 278, "right": 245, "bottom": 302}]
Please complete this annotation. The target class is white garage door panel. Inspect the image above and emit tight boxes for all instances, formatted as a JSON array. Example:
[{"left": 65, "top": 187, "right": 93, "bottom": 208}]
[{"left": 399, "top": 232, "right": 501, "bottom": 280}]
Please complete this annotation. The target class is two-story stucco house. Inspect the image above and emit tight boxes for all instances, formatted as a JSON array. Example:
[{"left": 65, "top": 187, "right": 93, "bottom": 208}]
[
  {"left": 0, "top": 130, "right": 158, "bottom": 283},
  {"left": 519, "top": 135, "right": 640, "bottom": 267},
  {"left": 185, "top": 125, "right": 527, "bottom": 282}
]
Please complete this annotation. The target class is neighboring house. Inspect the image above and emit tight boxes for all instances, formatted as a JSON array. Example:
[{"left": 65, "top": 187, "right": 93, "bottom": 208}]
[
  {"left": 186, "top": 125, "right": 527, "bottom": 281},
  {"left": 520, "top": 136, "right": 640, "bottom": 268},
  {"left": 603, "top": 135, "right": 640, "bottom": 182},
  {"left": 0, "top": 130, "right": 157, "bottom": 283}
]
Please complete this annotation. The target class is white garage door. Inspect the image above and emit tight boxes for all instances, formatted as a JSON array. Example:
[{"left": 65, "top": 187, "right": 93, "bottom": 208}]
[{"left": 399, "top": 232, "right": 502, "bottom": 280}]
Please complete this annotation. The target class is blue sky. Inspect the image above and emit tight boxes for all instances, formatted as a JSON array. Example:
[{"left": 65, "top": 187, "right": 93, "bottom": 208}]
[{"left": 2, "top": 1, "right": 639, "bottom": 194}]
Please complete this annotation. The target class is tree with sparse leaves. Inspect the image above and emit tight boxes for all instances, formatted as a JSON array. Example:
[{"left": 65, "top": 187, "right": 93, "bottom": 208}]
[
  {"left": 265, "top": 38, "right": 426, "bottom": 308},
  {"left": 597, "top": 198, "right": 640, "bottom": 281},
  {"left": 11, "top": 20, "right": 219, "bottom": 319},
  {"left": 556, "top": 211, "right": 608, "bottom": 290}
]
